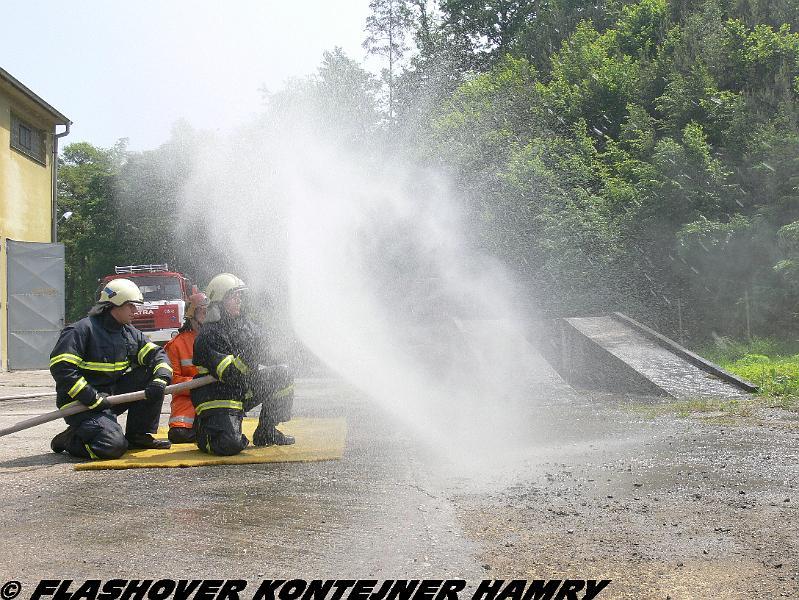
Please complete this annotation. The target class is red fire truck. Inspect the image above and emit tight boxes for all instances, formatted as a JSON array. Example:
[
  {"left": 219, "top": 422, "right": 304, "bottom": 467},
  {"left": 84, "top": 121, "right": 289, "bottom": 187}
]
[{"left": 98, "top": 264, "right": 196, "bottom": 343}]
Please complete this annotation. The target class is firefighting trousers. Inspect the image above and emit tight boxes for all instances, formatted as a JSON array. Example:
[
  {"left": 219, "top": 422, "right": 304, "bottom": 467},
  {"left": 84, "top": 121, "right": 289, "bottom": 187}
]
[
  {"left": 169, "top": 393, "right": 196, "bottom": 429},
  {"left": 195, "top": 365, "right": 294, "bottom": 456},
  {"left": 61, "top": 368, "right": 164, "bottom": 460},
  {"left": 243, "top": 364, "right": 294, "bottom": 424},
  {"left": 194, "top": 409, "right": 249, "bottom": 456}
]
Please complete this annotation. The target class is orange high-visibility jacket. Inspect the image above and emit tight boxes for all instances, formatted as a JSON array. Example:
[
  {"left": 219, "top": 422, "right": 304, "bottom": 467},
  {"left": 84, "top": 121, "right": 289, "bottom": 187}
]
[{"left": 164, "top": 329, "right": 198, "bottom": 429}]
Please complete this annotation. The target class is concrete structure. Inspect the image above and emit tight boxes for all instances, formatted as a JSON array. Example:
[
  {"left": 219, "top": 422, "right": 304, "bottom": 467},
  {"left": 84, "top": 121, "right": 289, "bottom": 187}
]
[
  {"left": 556, "top": 312, "right": 755, "bottom": 399},
  {"left": 0, "top": 67, "right": 70, "bottom": 369}
]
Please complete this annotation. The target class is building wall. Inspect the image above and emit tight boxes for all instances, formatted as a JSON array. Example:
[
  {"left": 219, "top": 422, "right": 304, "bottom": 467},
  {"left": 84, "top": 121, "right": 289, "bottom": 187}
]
[{"left": 0, "top": 89, "right": 56, "bottom": 369}]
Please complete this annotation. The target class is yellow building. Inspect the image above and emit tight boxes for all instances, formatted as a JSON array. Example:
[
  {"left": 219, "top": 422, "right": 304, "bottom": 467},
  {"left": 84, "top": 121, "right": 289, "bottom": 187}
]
[{"left": 0, "top": 66, "right": 70, "bottom": 370}]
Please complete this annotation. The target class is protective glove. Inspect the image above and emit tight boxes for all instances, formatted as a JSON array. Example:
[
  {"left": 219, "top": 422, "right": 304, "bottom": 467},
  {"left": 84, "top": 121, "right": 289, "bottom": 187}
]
[
  {"left": 144, "top": 379, "right": 167, "bottom": 404},
  {"left": 247, "top": 365, "right": 291, "bottom": 397},
  {"left": 90, "top": 392, "right": 111, "bottom": 412},
  {"left": 246, "top": 366, "right": 280, "bottom": 397}
]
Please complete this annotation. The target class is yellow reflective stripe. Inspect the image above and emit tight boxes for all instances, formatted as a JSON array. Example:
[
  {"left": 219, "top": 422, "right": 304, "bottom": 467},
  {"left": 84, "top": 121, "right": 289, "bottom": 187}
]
[
  {"left": 60, "top": 400, "right": 79, "bottom": 410},
  {"left": 67, "top": 377, "right": 88, "bottom": 398},
  {"left": 81, "top": 360, "right": 130, "bottom": 372},
  {"left": 196, "top": 366, "right": 209, "bottom": 374},
  {"left": 216, "top": 355, "right": 234, "bottom": 380},
  {"left": 233, "top": 356, "right": 249, "bottom": 374},
  {"left": 138, "top": 342, "right": 159, "bottom": 365},
  {"left": 152, "top": 378, "right": 168, "bottom": 386},
  {"left": 195, "top": 399, "right": 243, "bottom": 414},
  {"left": 51, "top": 353, "right": 129, "bottom": 372},
  {"left": 85, "top": 443, "right": 100, "bottom": 460},
  {"left": 86, "top": 395, "right": 104, "bottom": 409},
  {"left": 272, "top": 384, "right": 294, "bottom": 399},
  {"left": 50, "top": 353, "right": 83, "bottom": 367},
  {"left": 153, "top": 361, "right": 173, "bottom": 374}
]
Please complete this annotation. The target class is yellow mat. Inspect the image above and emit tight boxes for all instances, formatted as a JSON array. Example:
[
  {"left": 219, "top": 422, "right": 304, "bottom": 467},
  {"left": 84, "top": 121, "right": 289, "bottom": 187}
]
[{"left": 75, "top": 417, "right": 347, "bottom": 471}]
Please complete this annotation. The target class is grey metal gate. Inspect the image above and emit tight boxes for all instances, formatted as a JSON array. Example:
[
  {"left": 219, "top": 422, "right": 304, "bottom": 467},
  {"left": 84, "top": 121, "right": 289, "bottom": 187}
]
[{"left": 6, "top": 239, "right": 65, "bottom": 370}]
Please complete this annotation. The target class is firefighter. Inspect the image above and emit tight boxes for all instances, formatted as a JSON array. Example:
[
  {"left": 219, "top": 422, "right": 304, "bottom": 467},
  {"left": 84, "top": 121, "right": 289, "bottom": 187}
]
[
  {"left": 163, "top": 292, "right": 209, "bottom": 443},
  {"left": 191, "top": 273, "right": 295, "bottom": 455},
  {"left": 49, "top": 278, "right": 174, "bottom": 459}
]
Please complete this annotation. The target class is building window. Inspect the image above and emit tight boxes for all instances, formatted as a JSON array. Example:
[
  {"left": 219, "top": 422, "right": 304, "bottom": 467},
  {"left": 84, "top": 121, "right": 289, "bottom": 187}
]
[{"left": 10, "top": 112, "right": 46, "bottom": 165}]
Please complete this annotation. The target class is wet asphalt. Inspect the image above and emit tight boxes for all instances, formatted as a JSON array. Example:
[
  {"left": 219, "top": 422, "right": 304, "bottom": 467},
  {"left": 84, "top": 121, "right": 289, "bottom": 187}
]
[
  {"left": 0, "top": 376, "right": 481, "bottom": 584},
  {"left": 0, "top": 371, "right": 797, "bottom": 598}
]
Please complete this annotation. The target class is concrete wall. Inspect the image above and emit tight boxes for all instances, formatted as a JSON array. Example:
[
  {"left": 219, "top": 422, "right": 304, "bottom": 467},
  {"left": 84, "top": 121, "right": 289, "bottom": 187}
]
[
  {"left": 556, "top": 318, "right": 668, "bottom": 396},
  {"left": 0, "top": 84, "right": 57, "bottom": 370}
]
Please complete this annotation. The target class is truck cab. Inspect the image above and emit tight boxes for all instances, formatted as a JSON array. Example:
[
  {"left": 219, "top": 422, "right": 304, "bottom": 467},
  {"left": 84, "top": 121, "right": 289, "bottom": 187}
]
[{"left": 98, "top": 264, "right": 194, "bottom": 343}]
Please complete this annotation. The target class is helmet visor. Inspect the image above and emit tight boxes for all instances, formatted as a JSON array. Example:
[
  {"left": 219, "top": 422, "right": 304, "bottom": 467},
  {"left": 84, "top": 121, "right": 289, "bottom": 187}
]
[{"left": 224, "top": 286, "right": 248, "bottom": 300}]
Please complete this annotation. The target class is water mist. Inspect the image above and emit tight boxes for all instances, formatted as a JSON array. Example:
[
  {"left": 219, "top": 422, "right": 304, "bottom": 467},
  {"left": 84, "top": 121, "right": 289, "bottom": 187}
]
[{"left": 179, "top": 97, "right": 550, "bottom": 472}]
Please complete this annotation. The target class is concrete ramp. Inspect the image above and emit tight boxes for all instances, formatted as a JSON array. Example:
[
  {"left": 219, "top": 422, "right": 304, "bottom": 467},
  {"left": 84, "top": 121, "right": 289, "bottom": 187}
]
[{"left": 559, "top": 313, "right": 755, "bottom": 399}]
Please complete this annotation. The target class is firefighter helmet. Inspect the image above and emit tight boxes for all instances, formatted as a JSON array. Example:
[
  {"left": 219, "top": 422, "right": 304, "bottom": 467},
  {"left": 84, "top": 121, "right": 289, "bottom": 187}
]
[
  {"left": 185, "top": 292, "right": 209, "bottom": 320},
  {"left": 99, "top": 278, "right": 144, "bottom": 306},
  {"left": 205, "top": 273, "right": 247, "bottom": 303}
]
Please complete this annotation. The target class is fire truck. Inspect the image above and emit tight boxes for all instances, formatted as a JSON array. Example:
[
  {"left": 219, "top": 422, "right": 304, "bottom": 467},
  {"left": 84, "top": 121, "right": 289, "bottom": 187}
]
[{"left": 98, "top": 264, "right": 196, "bottom": 343}]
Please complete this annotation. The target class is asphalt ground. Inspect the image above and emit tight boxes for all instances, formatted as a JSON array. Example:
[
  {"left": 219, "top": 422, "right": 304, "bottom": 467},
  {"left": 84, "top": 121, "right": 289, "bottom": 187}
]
[
  {"left": 0, "top": 370, "right": 797, "bottom": 599},
  {"left": 0, "top": 373, "right": 481, "bottom": 581}
]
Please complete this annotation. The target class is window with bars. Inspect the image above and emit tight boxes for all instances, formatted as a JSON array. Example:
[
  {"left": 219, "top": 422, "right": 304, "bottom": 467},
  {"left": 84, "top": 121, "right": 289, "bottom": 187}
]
[{"left": 10, "top": 112, "right": 46, "bottom": 165}]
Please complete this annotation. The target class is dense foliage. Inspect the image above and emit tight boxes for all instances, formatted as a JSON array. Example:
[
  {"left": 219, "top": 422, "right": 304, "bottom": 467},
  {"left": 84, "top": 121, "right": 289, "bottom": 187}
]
[
  {"left": 403, "top": 0, "right": 799, "bottom": 342},
  {"left": 59, "top": 0, "right": 799, "bottom": 345}
]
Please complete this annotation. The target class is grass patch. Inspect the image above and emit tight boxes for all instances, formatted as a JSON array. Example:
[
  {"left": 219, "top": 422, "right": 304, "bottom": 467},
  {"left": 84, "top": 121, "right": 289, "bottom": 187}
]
[
  {"left": 629, "top": 396, "right": 758, "bottom": 420},
  {"left": 628, "top": 394, "right": 798, "bottom": 424},
  {"left": 624, "top": 336, "right": 799, "bottom": 422},
  {"left": 695, "top": 337, "right": 799, "bottom": 404}
]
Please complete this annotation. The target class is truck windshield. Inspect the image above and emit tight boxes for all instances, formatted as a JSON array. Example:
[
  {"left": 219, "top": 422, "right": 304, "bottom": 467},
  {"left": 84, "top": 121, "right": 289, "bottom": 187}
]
[{"left": 127, "top": 276, "right": 182, "bottom": 302}]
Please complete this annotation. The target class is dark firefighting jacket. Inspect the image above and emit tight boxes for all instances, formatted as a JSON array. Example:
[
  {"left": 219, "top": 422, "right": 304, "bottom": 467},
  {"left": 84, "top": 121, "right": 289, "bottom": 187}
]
[
  {"left": 49, "top": 310, "right": 173, "bottom": 410},
  {"left": 190, "top": 314, "right": 268, "bottom": 416}
]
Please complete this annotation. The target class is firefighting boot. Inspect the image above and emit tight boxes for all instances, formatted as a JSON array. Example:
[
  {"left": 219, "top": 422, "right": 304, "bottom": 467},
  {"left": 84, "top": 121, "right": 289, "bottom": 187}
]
[
  {"left": 252, "top": 422, "right": 295, "bottom": 446},
  {"left": 168, "top": 426, "right": 196, "bottom": 444},
  {"left": 50, "top": 426, "right": 76, "bottom": 454},
  {"left": 125, "top": 432, "right": 172, "bottom": 450}
]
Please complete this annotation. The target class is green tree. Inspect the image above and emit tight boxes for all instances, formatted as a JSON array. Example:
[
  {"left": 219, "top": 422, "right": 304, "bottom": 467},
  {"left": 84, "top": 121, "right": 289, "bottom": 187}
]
[
  {"left": 439, "top": 0, "right": 538, "bottom": 59},
  {"left": 267, "top": 48, "right": 382, "bottom": 146},
  {"left": 545, "top": 22, "right": 642, "bottom": 139},
  {"left": 363, "top": 0, "right": 415, "bottom": 118},
  {"left": 57, "top": 141, "right": 127, "bottom": 321}
]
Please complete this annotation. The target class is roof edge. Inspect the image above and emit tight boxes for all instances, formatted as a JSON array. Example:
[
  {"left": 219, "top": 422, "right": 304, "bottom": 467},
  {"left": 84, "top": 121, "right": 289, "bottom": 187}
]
[{"left": 0, "top": 66, "right": 71, "bottom": 126}]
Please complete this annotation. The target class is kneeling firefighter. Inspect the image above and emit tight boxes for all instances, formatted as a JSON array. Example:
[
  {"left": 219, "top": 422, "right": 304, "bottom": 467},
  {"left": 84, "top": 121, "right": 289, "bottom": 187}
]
[
  {"left": 163, "top": 292, "right": 209, "bottom": 443},
  {"left": 191, "top": 273, "right": 295, "bottom": 455},
  {"left": 49, "top": 278, "right": 173, "bottom": 459}
]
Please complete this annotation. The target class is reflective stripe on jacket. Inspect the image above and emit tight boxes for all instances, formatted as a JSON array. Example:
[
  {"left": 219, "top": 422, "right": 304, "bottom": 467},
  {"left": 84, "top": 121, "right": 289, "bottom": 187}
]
[
  {"left": 191, "top": 314, "right": 269, "bottom": 413},
  {"left": 50, "top": 310, "right": 173, "bottom": 410}
]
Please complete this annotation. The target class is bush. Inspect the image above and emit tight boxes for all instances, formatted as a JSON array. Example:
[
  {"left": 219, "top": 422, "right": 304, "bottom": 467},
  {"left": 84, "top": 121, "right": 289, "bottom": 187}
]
[{"left": 699, "top": 337, "right": 799, "bottom": 397}]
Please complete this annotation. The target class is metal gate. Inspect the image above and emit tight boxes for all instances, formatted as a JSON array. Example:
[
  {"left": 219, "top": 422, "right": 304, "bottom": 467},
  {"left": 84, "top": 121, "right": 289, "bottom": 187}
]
[{"left": 6, "top": 239, "right": 65, "bottom": 370}]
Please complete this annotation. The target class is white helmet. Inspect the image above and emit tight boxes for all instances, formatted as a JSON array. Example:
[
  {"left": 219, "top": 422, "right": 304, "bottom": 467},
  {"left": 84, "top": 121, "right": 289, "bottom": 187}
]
[
  {"left": 205, "top": 273, "right": 247, "bottom": 303},
  {"left": 99, "top": 278, "right": 144, "bottom": 306}
]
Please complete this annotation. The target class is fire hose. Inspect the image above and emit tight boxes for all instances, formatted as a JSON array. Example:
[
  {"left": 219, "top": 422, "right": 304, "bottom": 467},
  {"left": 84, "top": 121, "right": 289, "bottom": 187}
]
[{"left": 0, "top": 375, "right": 215, "bottom": 438}]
